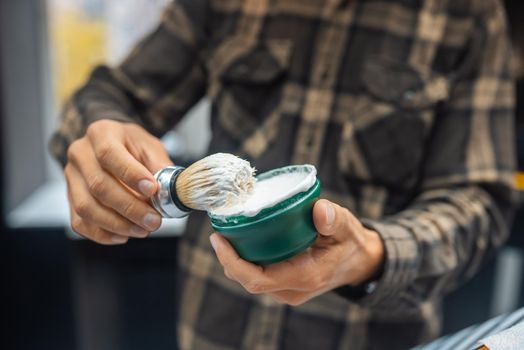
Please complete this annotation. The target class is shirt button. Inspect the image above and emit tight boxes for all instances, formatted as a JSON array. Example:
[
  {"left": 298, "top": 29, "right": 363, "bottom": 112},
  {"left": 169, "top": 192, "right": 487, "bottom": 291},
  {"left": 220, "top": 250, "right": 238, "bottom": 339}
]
[
  {"left": 365, "top": 281, "right": 378, "bottom": 294},
  {"left": 403, "top": 90, "right": 416, "bottom": 101}
]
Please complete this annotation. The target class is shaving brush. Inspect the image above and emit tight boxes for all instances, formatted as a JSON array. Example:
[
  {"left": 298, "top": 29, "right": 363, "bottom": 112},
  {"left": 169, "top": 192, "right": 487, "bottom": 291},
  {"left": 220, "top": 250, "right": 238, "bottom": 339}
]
[{"left": 151, "top": 153, "right": 256, "bottom": 218}]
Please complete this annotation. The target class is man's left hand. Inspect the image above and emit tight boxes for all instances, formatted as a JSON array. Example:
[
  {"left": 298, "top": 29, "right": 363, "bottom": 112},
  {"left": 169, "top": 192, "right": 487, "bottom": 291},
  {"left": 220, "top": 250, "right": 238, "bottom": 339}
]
[{"left": 210, "top": 199, "right": 385, "bottom": 306}]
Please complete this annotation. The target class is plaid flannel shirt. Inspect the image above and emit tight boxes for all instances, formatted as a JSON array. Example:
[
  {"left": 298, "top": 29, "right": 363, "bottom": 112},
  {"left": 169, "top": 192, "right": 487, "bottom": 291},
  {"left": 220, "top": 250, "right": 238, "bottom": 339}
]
[{"left": 50, "top": 0, "right": 518, "bottom": 349}]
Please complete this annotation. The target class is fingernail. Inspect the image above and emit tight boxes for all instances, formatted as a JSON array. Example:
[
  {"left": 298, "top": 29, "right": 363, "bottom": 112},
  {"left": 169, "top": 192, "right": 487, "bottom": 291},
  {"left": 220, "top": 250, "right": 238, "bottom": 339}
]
[
  {"left": 143, "top": 213, "right": 161, "bottom": 231},
  {"left": 130, "top": 225, "right": 149, "bottom": 237},
  {"left": 111, "top": 235, "right": 128, "bottom": 244},
  {"left": 325, "top": 203, "right": 335, "bottom": 226},
  {"left": 138, "top": 179, "right": 156, "bottom": 197},
  {"left": 209, "top": 234, "right": 219, "bottom": 252}
]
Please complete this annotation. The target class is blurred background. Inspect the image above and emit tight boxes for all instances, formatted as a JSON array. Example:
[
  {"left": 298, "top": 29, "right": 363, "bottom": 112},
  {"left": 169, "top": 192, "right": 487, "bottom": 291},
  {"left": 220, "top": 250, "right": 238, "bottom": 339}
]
[{"left": 0, "top": 0, "right": 523, "bottom": 349}]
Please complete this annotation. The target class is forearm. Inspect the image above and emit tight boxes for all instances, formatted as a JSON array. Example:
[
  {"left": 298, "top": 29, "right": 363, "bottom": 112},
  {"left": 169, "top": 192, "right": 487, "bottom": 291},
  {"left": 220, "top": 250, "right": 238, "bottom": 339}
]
[{"left": 355, "top": 183, "right": 516, "bottom": 311}]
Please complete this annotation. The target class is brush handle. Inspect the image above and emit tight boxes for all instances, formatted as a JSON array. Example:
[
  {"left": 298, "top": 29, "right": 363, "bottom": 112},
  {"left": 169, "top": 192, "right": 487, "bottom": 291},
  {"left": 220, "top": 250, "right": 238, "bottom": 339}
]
[{"left": 151, "top": 166, "right": 191, "bottom": 218}]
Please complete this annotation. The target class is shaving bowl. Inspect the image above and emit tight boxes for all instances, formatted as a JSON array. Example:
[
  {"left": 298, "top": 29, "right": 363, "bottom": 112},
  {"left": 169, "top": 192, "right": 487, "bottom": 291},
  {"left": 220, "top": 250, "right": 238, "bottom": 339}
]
[{"left": 209, "top": 165, "right": 321, "bottom": 265}]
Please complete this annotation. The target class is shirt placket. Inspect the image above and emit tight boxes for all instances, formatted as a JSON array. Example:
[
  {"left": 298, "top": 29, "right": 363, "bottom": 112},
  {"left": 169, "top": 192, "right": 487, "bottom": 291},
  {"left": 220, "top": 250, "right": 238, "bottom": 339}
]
[{"left": 292, "top": 3, "right": 354, "bottom": 166}]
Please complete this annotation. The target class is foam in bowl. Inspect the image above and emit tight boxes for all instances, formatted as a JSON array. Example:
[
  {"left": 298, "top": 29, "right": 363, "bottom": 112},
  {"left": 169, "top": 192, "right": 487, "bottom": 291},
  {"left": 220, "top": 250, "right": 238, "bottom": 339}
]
[{"left": 209, "top": 164, "right": 317, "bottom": 218}]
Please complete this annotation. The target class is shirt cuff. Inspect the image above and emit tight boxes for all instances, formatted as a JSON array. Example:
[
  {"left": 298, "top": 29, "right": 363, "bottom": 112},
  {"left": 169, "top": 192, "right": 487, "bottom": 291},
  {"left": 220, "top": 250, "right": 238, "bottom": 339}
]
[{"left": 334, "top": 219, "right": 421, "bottom": 308}]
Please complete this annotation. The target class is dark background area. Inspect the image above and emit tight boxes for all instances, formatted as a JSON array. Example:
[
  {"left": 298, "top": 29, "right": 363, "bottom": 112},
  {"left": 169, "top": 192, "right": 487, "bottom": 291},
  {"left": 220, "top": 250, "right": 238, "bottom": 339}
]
[{"left": 2, "top": 1, "right": 524, "bottom": 349}]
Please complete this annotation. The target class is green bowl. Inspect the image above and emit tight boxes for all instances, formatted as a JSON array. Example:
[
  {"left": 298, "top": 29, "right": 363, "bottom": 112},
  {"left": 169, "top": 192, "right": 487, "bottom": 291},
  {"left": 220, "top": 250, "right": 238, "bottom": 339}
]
[{"left": 209, "top": 165, "right": 321, "bottom": 265}]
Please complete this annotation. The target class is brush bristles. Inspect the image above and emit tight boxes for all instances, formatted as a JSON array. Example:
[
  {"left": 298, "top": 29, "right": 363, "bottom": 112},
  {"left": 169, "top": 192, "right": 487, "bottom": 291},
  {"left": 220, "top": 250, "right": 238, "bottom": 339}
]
[{"left": 175, "top": 153, "right": 256, "bottom": 212}]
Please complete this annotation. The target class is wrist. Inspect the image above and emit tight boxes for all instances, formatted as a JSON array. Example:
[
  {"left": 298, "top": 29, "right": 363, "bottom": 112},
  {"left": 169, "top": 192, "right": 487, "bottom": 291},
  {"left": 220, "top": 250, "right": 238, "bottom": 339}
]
[
  {"left": 348, "top": 227, "right": 385, "bottom": 286},
  {"left": 334, "top": 229, "right": 384, "bottom": 300},
  {"left": 365, "top": 227, "right": 385, "bottom": 281}
]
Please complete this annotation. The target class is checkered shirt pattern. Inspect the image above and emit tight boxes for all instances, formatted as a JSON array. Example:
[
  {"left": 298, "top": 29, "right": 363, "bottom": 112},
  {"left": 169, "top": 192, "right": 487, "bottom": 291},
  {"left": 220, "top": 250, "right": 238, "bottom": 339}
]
[{"left": 50, "top": 0, "right": 518, "bottom": 349}]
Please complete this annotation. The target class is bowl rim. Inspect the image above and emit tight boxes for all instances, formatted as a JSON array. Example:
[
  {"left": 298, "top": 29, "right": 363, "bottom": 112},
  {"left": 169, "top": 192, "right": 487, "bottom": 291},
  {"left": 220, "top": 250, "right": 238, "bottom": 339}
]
[
  {"left": 209, "top": 178, "right": 320, "bottom": 230},
  {"left": 209, "top": 164, "right": 316, "bottom": 220}
]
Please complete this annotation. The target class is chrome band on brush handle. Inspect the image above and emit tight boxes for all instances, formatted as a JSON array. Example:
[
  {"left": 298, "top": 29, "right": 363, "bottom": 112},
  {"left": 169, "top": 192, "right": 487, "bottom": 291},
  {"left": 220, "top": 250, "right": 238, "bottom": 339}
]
[{"left": 151, "top": 166, "right": 191, "bottom": 218}]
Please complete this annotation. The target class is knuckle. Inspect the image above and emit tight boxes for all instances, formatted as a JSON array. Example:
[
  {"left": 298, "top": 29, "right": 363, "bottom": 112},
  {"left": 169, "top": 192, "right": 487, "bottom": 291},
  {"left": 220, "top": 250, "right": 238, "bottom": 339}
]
[
  {"left": 74, "top": 199, "right": 92, "bottom": 219},
  {"left": 87, "top": 174, "right": 108, "bottom": 198},
  {"left": 66, "top": 140, "right": 80, "bottom": 162},
  {"left": 223, "top": 269, "right": 233, "bottom": 280},
  {"left": 64, "top": 163, "right": 73, "bottom": 178},
  {"left": 99, "top": 238, "right": 115, "bottom": 246},
  {"left": 307, "top": 275, "right": 327, "bottom": 291},
  {"left": 70, "top": 217, "right": 83, "bottom": 234},
  {"left": 221, "top": 257, "right": 240, "bottom": 275},
  {"left": 109, "top": 220, "right": 125, "bottom": 235},
  {"left": 150, "top": 137, "right": 166, "bottom": 151},
  {"left": 121, "top": 201, "right": 136, "bottom": 218},
  {"left": 119, "top": 164, "right": 133, "bottom": 183},
  {"left": 86, "top": 122, "right": 99, "bottom": 137},
  {"left": 286, "top": 297, "right": 306, "bottom": 307},
  {"left": 92, "top": 229, "right": 111, "bottom": 245},
  {"left": 95, "top": 143, "right": 114, "bottom": 165},
  {"left": 86, "top": 120, "right": 109, "bottom": 138},
  {"left": 245, "top": 280, "right": 265, "bottom": 294}
]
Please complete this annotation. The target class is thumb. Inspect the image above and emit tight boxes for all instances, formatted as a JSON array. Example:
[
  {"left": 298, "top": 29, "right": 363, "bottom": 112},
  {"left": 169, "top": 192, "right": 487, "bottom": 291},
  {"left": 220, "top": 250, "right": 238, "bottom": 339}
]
[
  {"left": 126, "top": 144, "right": 174, "bottom": 199},
  {"left": 313, "top": 199, "right": 352, "bottom": 241}
]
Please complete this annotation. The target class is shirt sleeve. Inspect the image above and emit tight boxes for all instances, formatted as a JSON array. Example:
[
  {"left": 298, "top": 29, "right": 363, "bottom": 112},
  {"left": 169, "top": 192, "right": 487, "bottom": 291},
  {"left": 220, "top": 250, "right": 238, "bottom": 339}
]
[
  {"left": 337, "top": 1, "right": 519, "bottom": 311},
  {"left": 49, "top": 0, "right": 209, "bottom": 167}
]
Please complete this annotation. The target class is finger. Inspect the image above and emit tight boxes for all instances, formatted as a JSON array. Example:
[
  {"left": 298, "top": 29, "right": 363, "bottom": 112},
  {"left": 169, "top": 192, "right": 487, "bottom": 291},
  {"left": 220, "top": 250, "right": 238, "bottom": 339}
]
[
  {"left": 269, "top": 290, "right": 308, "bottom": 306},
  {"left": 269, "top": 289, "right": 325, "bottom": 306},
  {"left": 210, "top": 233, "right": 280, "bottom": 294},
  {"left": 67, "top": 188, "right": 89, "bottom": 241},
  {"left": 73, "top": 216, "right": 129, "bottom": 245},
  {"left": 67, "top": 164, "right": 151, "bottom": 238},
  {"left": 313, "top": 199, "right": 357, "bottom": 242},
  {"left": 262, "top": 251, "right": 331, "bottom": 292},
  {"left": 224, "top": 268, "right": 234, "bottom": 280},
  {"left": 69, "top": 141, "right": 162, "bottom": 231},
  {"left": 210, "top": 233, "right": 321, "bottom": 293},
  {"left": 67, "top": 187, "right": 129, "bottom": 245},
  {"left": 86, "top": 134, "right": 158, "bottom": 197},
  {"left": 124, "top": 132, "right": 174, "bottom": 174}
]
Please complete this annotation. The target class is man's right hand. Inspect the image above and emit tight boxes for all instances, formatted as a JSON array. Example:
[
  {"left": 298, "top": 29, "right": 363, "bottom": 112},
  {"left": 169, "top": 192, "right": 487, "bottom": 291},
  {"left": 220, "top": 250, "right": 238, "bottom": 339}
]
[{"left": 65, "top": 120, "right": 174, "bottom": 245}]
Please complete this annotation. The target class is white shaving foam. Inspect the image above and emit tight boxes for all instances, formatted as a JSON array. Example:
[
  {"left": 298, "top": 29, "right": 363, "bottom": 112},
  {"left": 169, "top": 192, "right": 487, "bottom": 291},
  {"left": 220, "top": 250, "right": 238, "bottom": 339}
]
[{"left": 210, "top": 165, "right": 317, "bottom": 217}]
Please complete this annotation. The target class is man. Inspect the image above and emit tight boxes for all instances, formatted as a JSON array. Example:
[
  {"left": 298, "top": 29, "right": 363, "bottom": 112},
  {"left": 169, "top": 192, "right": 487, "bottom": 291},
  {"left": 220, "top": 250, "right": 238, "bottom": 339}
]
[{"left": 50, "top": 0, "right": 517, "bottom": 349}]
